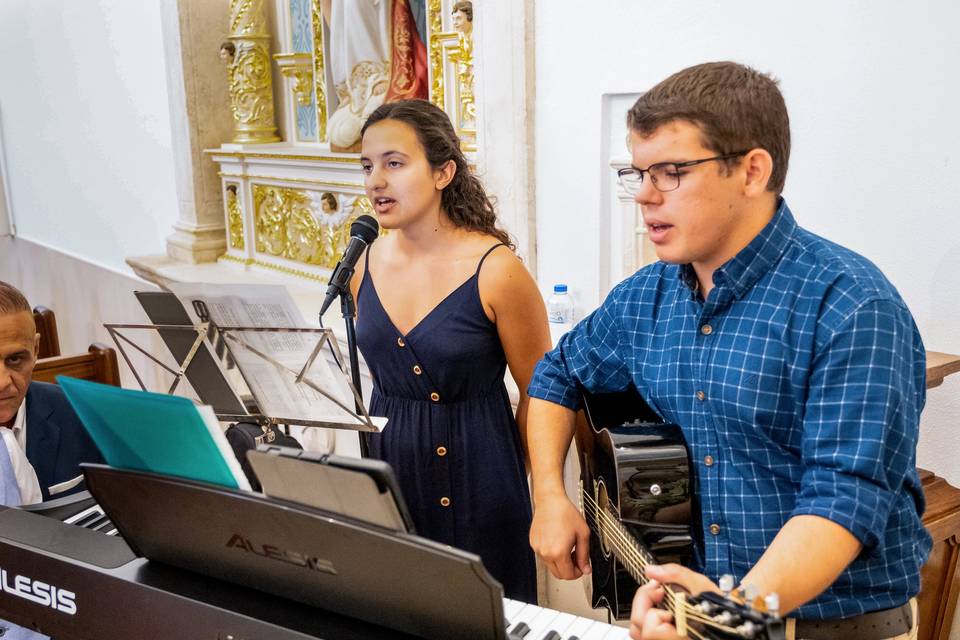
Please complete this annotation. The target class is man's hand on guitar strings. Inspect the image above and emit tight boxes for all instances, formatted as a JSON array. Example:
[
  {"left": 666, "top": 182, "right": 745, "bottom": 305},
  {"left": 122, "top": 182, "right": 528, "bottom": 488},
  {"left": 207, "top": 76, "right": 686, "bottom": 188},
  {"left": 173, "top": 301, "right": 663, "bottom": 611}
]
[
  {"left": 529, "top": 493, "right": 592, "bottom": 580},
  {"left": 629, "top": 564, "right": 720, "bottom": 640},
  {"left": 630, "top": 580, "right": 682, "bottom": 640}
]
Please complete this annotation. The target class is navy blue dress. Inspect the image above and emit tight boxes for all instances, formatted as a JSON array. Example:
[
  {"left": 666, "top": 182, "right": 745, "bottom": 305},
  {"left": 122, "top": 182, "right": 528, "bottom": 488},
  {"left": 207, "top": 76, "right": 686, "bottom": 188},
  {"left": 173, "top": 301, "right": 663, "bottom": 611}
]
[{"left": 356, "top": 244, "right": 537, "bottom": 602}]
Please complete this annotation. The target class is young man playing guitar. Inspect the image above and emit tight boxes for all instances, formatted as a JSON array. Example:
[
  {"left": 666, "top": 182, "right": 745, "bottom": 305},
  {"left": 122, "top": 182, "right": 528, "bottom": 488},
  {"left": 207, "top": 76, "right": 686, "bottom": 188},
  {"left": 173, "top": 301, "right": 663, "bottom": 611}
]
[{"left": 526, "top": 62, "right": 930, "bottom": 640}]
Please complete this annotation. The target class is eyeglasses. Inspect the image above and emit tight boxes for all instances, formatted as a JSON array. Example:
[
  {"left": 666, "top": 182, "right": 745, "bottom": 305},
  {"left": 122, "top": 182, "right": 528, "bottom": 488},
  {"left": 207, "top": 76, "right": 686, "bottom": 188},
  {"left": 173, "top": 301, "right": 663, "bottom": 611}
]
[{"left": 616, "top": 150, "right": 749, "bottom": 194}]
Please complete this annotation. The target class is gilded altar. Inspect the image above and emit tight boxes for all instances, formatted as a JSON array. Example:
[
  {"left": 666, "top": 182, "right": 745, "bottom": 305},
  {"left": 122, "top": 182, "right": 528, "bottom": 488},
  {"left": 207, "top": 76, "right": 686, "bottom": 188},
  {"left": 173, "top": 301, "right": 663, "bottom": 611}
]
[{"left": 209, "top": 0, "right": 477, "bottom": 282}]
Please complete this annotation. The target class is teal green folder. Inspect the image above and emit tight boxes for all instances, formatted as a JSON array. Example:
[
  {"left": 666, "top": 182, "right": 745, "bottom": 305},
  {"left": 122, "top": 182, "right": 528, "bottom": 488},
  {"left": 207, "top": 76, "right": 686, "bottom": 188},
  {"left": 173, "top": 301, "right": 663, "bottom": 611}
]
[{"left": 57, "top": 376, "right": 250, "bottom": 490}]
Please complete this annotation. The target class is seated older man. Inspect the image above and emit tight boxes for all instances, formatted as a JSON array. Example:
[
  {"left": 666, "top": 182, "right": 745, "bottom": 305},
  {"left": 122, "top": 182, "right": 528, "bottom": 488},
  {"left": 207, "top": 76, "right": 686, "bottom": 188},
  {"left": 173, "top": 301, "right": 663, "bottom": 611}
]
[{"left": 0, "top": 280, "right": 102, "bottom": 504}]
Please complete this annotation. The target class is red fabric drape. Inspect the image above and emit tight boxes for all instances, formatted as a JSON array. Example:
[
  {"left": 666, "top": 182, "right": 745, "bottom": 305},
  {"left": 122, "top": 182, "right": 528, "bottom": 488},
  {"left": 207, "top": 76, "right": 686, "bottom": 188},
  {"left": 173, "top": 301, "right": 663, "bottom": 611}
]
[{"left": 385, "top": 0, "right": 429, "bottom": 102}]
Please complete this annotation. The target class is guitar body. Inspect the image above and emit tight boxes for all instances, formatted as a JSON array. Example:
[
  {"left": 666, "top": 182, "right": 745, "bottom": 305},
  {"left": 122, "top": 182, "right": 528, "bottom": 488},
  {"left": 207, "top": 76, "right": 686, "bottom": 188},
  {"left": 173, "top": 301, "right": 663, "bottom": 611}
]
[{"left": 579, "top": 386, "right": 694, "bottom": 619}]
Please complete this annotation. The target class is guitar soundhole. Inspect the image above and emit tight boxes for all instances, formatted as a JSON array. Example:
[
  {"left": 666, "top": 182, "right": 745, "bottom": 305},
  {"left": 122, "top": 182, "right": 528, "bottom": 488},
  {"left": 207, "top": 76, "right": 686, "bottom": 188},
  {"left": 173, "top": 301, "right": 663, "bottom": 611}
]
[{"left": 595, "top": 479, "right": 612, "bottom": 559}]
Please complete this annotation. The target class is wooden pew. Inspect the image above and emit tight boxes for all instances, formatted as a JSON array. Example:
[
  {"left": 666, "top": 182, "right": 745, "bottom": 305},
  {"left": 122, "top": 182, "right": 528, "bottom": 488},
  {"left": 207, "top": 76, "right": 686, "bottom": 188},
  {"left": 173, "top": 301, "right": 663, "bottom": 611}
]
[
  {"left": 919, "top": 350, "right": 960, "bottom": 640},
  {"left": 32, "top": 306, "right": 61, "bottom": 359},
  {"left": 32, "top": 343, "right": 121, "bottom": 387}
]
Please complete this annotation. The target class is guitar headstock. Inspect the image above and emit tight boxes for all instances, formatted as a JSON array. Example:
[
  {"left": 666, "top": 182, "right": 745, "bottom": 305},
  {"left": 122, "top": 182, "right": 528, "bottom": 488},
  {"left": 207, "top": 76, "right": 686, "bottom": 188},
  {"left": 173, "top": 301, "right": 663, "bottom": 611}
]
[{"left": 683, "top": 590, "right": 785, "bottom": 640}]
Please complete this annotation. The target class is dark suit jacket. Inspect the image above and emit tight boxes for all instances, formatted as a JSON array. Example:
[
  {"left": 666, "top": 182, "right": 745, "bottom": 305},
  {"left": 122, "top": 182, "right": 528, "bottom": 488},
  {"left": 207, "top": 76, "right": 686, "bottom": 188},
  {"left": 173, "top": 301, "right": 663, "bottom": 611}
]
[{"left": 24, "top": 381, "right": 104, "bottom": 501}]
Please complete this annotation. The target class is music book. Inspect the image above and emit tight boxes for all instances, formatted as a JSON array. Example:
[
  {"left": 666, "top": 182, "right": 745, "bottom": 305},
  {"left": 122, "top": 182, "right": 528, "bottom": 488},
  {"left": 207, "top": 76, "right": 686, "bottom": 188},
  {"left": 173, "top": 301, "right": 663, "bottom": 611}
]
[{"left": 57, "top": 376, "right": 252, "bottom": 491}]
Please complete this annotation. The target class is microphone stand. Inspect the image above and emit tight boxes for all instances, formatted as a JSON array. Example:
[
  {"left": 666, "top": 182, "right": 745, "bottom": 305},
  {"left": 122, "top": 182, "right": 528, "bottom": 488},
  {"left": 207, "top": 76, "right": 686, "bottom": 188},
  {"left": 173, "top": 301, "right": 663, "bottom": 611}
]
[{"left": 339, "top": 290, "right": 370, "bottom": 457}]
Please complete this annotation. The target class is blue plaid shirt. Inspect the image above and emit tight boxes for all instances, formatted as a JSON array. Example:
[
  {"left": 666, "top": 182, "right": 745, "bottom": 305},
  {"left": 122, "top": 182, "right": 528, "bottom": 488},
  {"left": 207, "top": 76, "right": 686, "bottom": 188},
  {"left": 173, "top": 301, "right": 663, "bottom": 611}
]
[{"left": 529, "top": 199, "right": 931, "bottom": 619}]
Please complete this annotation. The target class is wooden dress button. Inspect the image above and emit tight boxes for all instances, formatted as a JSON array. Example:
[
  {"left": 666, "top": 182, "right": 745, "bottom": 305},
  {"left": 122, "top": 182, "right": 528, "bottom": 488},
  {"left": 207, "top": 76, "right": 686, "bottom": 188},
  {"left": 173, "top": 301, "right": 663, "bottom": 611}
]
[
  {"left": 413, "top": 365, "right": 422, "bottom": 375},
  {"left": 397, "top": 337, "right": 405, "bottom": 347},
  {"left": 430, "top": 392, "right": 440, "bottom": 402},
  {"left": 440, "top": 497, "right": 451, "bottom": 507},
  {"left": 436, "top": 446, "right": 447, "bottom": 456}
]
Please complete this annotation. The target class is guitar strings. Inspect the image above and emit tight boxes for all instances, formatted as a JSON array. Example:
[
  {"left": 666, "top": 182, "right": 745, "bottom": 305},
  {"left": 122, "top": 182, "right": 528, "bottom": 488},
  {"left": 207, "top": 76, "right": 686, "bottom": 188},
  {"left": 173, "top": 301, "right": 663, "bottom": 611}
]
[
  {"left": 579, "top": 489, "right": 741, "bottom": 635},
  {"left": 580, "top": 493, "right": 734, "bottom": 633},
  {"left": 581, "top": 493, "right": 745, "bottom": 637},
  {"left": 579, "top": 493, "right": 686, "bottom": 612},
  {"left": 580, "top": 494, "right": 729, "bottom": 633}
]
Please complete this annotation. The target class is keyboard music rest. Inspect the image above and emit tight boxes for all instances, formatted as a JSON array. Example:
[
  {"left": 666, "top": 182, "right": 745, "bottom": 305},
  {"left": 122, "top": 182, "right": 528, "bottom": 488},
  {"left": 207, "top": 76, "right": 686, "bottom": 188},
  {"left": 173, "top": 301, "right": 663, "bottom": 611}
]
[
  {"left": 82, "top": 464, "right": 509, "bottom": 640},
  {"left": 0, "top": 506, "right": 424, "bottom": 640}
]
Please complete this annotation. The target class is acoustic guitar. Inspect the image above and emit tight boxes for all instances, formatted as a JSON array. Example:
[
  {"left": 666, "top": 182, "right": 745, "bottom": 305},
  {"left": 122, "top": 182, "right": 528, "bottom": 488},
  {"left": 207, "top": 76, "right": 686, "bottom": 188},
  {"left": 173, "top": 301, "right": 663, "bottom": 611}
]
[{"left": 577, "top": 387, "right": 785, "bottom": 640}]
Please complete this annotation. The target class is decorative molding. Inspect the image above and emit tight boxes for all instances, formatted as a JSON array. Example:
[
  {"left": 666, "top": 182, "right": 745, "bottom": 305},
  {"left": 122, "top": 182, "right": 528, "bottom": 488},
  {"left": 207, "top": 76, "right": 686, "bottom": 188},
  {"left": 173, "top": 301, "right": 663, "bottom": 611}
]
[
  {"left": 219, "top": 171, "right": 364, "bottom": 190},
  {"left": 310, "top": 0, "right": 328, "bottom": 142},
  {"left": 225, "top": 183, "right": 245, "bottom": 249},
  {"left": 431, "top": 31, "right": 476, "bottom": 151},
  {"left": 275, "top": 53, "right": 315, "bottom": 108},
  {"left": 205, "top": 149, "right": 361, "bottom": 165},
  {"left": 426, "top": 0, "right": 445, "bottom": 110},
  {"left": 251, "top": 183, "right": 369, "bottom": 270}
]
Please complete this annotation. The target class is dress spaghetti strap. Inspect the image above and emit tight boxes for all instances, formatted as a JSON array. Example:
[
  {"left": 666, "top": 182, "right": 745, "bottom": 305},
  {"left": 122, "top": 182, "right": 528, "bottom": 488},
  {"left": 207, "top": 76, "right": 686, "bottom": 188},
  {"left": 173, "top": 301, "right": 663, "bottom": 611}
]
[{"left": 475, "top": 243, "right": 506, "bottom": 275}]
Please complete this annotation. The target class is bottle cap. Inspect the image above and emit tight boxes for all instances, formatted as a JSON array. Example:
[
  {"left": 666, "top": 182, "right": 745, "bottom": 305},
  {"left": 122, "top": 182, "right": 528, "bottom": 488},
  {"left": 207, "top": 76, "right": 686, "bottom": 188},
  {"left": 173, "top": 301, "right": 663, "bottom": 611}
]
[{"left": 553, "top": 284, "right": 568, "bottom": 293}]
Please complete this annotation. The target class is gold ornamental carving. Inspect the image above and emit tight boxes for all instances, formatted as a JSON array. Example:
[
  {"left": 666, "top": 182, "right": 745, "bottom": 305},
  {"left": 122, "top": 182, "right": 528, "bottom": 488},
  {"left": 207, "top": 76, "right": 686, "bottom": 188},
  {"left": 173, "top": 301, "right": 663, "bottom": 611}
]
[
  {"left": 427, "top": 1, "right": 476, "bottom": 150},
  {"left": 449, "top": 30, "right": 476, "bottom": 149},
  {"left": 310, "top": 2, "right": 329, "bottom": 142},
  {"left": 252, "top": 184, "right": 368, "bottom": 269},
  {"left": 427, "top": 0, "right": 445, "bottom": 110},
  {"left": 274, "top": 53, "right": 315, "bottom": 107},
  {"left": 225, "top": 184, "right": 245, "bottom": 249},
  {"left": 224, "top": 0, "right": 281, "bottom": 143}
]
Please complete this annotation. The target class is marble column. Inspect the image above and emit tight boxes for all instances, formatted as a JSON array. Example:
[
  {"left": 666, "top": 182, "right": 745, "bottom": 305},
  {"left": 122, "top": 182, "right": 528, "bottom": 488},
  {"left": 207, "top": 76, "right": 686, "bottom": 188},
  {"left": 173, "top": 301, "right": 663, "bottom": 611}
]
[{"left": 156, "top": 0, "right": 235, "bottom": 264}]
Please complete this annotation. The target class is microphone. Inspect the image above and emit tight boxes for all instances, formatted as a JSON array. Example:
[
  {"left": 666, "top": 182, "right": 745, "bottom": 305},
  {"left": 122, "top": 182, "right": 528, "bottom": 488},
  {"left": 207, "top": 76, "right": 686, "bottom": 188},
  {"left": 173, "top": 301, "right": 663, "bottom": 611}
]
[{"left": 319, "top": 214, "right": 380, "bottom": 318}]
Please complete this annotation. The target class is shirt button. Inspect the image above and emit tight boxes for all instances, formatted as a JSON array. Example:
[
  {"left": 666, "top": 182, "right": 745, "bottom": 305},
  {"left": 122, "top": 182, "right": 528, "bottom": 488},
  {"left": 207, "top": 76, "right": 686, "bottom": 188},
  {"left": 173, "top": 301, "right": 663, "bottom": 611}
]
[
  {"left": 709, "top": 524, "right": 721, "bottom": 535},
  {"left": 696, "top": 390, "right": 706, "bottom": 401},
  {"left": 436, "top": 446, "right": 447, "bottom": 457},
  {"left": 397, "top": 337, "right": 405, "bottom": 347},
  {"left": 440, "top": 496, "right": 451, "bottom": 507},
  {"left": 430, "top": 392, "right": 440, "bottom": 402},
  {"left": 700, "top": 324, "right": 713, "bottom": 335},
  {"left": 413, "top": 365, "right": 422, "bottom": 375},
  {"left": 704, "top": 455, "right": 714, "bottom": 467}
]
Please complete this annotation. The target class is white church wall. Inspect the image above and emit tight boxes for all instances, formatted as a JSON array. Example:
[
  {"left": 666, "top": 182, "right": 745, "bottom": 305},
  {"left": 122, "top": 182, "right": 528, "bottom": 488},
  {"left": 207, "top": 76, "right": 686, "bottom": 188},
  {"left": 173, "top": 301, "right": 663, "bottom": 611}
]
[
  {"left": 534, "top": 2, "right": 960, "bottom": 488},
  {"left": 0, "top": 0, "right": 179, "bottom": 273}
]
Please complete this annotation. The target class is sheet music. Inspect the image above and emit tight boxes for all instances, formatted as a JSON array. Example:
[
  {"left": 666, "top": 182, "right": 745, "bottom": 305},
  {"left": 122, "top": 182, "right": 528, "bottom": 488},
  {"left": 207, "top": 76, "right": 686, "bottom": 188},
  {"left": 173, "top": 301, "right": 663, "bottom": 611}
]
[{"left": 167, "top": 283, "right": 382, "bottom": 433}]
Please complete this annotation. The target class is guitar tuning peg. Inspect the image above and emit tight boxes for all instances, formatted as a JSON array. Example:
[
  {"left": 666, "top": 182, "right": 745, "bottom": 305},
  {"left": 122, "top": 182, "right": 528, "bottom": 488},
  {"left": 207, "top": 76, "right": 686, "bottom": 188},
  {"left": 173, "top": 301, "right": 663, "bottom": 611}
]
[
  {"left": 719, "top": 574, "right": 735, "bottom": 595},
  {"left": 742, "top": 583, "right": 759, "bottom": 603},
  {"left": 764, "top": 592, "right": 780, "bottom": 617}
]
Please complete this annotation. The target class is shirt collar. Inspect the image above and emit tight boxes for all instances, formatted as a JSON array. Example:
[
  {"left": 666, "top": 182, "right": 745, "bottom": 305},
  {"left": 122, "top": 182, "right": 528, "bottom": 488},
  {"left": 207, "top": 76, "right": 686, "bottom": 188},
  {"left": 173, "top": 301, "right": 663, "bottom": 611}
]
[
  {"left": 679, "top": 197, "right": 797, "bottom": 300},
  {"left": 10, "top": 398, "right": 26, "bottom": 449}
]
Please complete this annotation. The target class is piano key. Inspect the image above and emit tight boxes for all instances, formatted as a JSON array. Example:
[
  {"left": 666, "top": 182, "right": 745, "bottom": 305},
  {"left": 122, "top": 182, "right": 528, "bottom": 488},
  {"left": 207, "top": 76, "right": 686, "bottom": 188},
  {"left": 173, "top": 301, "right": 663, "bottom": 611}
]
[
  {"left": 520, "top": 606, "right": 563, "bottom": 639},
  {"left": 599, "top": 624, "right": 631, "bottom": 639},
  {"left": 504, "top": 597, "right": 529, "bottom": 625},
  {"left": 578, "top": 619, "right": 625, "bottom": 640},
  {"left": 91, "top": 518, "right": 115, "bottom": 533},
  {"left": 509, "top": 621, "right": 532, "bottom": 638},
  {"left": 508, "top": 601, "right": 537, "bottom": 631},
  {"left": 554, "top": 615, "right": 599, "bottom": 639},
  {"left": 536, "top": 611, "right": 579, "bottom": 639}
]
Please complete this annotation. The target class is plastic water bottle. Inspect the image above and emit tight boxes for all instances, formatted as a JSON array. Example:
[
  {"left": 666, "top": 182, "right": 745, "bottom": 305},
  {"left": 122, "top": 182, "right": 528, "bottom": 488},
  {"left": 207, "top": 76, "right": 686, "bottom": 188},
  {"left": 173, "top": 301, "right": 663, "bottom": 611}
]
[{"left": 547, "top": 284, "right": 574, "bottom": 343}]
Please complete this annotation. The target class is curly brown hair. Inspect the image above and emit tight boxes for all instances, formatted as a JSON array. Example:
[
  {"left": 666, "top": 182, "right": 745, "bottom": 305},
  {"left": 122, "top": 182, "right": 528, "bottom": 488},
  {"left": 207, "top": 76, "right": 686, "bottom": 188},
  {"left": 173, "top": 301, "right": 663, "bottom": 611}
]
[{"left": 361, "top": 99, "right": 513, "bottom": 249}]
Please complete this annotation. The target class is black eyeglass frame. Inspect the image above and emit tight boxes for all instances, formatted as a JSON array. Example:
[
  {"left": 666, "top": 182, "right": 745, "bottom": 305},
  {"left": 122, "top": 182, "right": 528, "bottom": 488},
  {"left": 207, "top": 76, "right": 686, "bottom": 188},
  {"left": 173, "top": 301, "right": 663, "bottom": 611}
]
[{"left": 617, "top": 150, "right": 751, "bottom": 193}]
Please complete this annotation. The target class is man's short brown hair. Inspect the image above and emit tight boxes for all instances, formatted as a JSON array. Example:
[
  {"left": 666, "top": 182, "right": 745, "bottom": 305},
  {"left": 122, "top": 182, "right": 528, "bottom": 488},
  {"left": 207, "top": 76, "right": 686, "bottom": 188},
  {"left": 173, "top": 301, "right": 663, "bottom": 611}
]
[
  {"left": 0, "top": 281, "right": 30, "bottom": 316},
  {"left": 627, "top": 61, "right": 791, "bottom": 194}
]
